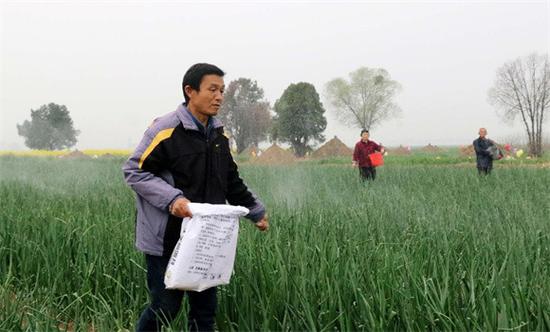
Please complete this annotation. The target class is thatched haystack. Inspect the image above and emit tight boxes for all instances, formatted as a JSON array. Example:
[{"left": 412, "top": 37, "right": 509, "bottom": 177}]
[
  {"left": 459, "top": 145, "right": 475, "bottom": 156},
  {"left": 253, "top": 144, "right": 295, "bottom": 165},
  {"left": 388, "top": 145, "right": 411, "bottom": 155},
  {"left": 422, "top": 144, "right": 441, "bottom": 153},
  {"left": 312, "top": 136, "right": 352, "bottom": 159}
]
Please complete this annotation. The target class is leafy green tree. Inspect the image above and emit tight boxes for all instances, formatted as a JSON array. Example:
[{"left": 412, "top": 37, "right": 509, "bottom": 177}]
[
  {"left": 218, "top": 78, "right": 271, "bottom": 153},
  {"left": 17, "top": 103, "right": 79, "bottom": 150},
  {"left": 272, "top": 82, "right": 327, "bottom": 157},
  {"left": 325, "top": 67, "right": 401, "bottom": 131}
]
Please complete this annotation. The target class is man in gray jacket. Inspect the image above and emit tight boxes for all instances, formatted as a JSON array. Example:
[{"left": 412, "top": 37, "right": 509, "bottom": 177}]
[{"left": 123, "top": 63, "right": 269, "bottom": 332}]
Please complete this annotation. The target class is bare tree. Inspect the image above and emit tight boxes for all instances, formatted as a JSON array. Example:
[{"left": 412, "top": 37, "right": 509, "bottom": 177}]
[
  {"left": 325, "top": 67, "right": 401, "bottom": 131},
  {"left": 488, "top": 53, "right": 549, "bottom": 157}
]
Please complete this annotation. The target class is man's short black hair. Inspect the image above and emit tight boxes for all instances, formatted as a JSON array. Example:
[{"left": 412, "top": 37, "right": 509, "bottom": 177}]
[
  {"left": 361, "top": 129, "right": 369, "bottom": 135},
  {"left": 182, "top": 63, "right": 225, "bottom": 104}
]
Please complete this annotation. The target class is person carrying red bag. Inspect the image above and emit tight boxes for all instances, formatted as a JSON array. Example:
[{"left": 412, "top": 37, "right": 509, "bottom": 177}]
[{"left": 352, "top": 129, "right": 384, "bottom": 181}]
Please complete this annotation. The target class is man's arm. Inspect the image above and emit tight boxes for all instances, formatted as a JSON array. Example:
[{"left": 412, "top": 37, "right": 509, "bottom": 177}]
[
  {"left": 225, "top": 157, "right": 267, "bottom": 227},
  {"left": 122, "top": 125, "right": 185, "bottom": 211}
]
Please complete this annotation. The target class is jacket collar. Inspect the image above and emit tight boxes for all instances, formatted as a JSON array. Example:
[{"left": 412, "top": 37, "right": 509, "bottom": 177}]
[{"left": 175, "top": 103, "right": 223, "bottom": 131}]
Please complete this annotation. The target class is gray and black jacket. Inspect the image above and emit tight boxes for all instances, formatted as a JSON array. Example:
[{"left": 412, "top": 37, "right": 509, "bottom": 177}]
[
  {"left": 473, "top": 137, "right": 494, "bottom": 169},
  {"left": 123, "top": 103, "right": 265, "bottom": 256}
]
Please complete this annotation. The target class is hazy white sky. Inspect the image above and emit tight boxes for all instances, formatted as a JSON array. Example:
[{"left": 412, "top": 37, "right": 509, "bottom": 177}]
[{"left": 1, "top": 0, "right": 549, "bottom": 150}]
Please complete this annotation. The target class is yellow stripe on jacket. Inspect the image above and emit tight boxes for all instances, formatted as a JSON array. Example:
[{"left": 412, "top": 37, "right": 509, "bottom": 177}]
[{"left": 139, "top": 128, "right": 175, "bottom": 169}]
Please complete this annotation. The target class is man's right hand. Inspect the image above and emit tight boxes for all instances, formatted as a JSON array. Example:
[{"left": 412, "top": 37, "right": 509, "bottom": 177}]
[{"left": 170, "top": 197, "right": 193, "bottom": 218}]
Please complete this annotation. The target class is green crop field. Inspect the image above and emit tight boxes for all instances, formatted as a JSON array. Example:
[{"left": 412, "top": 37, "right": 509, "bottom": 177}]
[{"left": 1, "top": 155, "right": 549, "bottom": 331}]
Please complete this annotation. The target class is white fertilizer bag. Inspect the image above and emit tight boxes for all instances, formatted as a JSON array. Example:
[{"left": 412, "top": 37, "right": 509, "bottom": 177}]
[{"left": 164, "top": 203, "right": 249, "bottom": 292}]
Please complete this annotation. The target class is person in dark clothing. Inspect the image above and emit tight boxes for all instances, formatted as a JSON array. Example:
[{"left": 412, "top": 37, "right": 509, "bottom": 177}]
[
  {"left": 473, "top": 127, "right": 495, "bottom": 175},
  {"left": 352, "top": 129, "right": 384, "bottom": 181},
  {"left": 123, "top": 63, "right": 269, "bottom": 332}
]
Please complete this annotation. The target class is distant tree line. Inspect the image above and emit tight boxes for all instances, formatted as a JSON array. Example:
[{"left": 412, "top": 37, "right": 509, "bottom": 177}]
[
  {"left": 17, "top": 53, "right": 547, "bottom": 157},
  {"left": 219, "top": 66, "right": 402, "bottom": 157},
  {"left": 15, "top": 67, "right": 402, "bottom": 155}
]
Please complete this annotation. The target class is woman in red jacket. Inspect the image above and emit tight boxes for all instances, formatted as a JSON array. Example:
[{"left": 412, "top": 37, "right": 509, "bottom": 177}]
[{"left": 352, "top": 129, "right": 384, "bottom": 181}]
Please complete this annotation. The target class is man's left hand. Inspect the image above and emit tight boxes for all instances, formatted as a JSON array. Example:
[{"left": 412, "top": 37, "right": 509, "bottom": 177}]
[{"left": 255, "top": 215, "right": 269, "bottom": 232}]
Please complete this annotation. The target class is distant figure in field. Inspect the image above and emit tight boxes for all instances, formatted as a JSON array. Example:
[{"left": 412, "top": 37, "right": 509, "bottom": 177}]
[
  {"left": 473, "top": 127, "right": 495, "bottom": 175},
  {"left": 352, "top": 129, "right": 384, "bottom": 181}
]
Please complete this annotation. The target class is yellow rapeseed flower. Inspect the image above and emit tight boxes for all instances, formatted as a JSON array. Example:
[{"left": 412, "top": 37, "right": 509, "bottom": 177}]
[
  {"left": 0, "top": 149, "right": 131, "bottom": 157},
  {"left": 516, "top": 149, "right": 524, "bottom": 158}
]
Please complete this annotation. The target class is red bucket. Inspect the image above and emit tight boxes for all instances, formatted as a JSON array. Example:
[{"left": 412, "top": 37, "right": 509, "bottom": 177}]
[{"left": 368, "top": 152, "right": 384, "bottom": 167}]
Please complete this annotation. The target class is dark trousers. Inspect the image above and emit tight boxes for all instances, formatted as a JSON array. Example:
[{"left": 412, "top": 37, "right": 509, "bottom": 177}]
[
  {"left": 476, "top": 157, "right": 493, "bottom": 176},
  {"left": 477, "top": 166, "right": 492, "bottom": 175},
  {"left": 359, "top": 166, "right": 376, "bottom": 181},
  {"left": 136, "top": 254, "right": 217, "bottom": 332}
]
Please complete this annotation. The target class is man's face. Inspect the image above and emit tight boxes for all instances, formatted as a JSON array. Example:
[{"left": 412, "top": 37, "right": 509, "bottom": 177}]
[
  {"left": 479, "top": 128, "right": 487, "bottom": 138},
  {"left": 186, "top": 74, "right": 225, "bottom": 117},
  {"left": 361, "top": 132, "right": 369, "bottom": 141}
]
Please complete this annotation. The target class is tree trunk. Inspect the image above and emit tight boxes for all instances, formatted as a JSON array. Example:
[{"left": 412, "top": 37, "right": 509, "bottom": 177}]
[
  {"left": 292, "top": 142, "right": 307, "bottom": 157},
  {"left": 529, "top": 137, "right": 541, "bottom": 157},
  {"left": 528, "top": 121, "right": 543, "bottom": 157},
  {"left": 236, "top": 135, "right": 247, "bottom": 155},
  {"left": 535, "top": 127, "right": 543, "bottom": 157}
]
